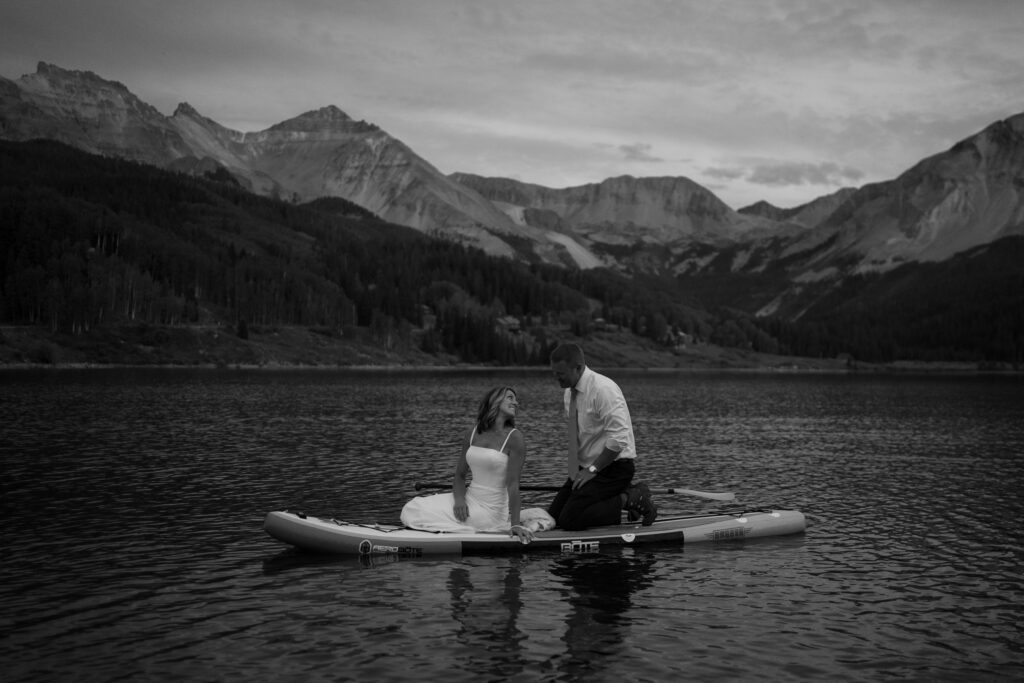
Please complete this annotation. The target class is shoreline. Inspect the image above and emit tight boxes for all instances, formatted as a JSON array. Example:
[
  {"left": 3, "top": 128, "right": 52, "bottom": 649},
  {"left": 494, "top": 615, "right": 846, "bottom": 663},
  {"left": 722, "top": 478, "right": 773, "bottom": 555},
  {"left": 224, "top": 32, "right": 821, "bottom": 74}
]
[
  {"left": 2, "top": 360, "right": 1018, "bottom": 375},
  {"left": 2, "top": 324, "right": 1018, "bottom": 375}
]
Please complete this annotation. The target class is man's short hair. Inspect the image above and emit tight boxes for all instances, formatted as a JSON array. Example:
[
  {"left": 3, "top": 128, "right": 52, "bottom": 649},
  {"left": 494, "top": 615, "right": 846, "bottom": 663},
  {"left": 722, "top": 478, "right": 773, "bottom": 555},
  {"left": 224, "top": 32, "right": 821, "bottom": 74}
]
[{"left": 550, "top": 342, "right": 585, "bottom": 366}]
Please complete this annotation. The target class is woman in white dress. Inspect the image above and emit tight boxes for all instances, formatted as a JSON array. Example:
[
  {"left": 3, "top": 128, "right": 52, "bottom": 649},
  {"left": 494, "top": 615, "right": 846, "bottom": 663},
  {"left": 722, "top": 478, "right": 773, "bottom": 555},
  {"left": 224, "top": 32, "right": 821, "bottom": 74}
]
[{"left": 401, "top": 386, "right": 548, "bottom": 543}]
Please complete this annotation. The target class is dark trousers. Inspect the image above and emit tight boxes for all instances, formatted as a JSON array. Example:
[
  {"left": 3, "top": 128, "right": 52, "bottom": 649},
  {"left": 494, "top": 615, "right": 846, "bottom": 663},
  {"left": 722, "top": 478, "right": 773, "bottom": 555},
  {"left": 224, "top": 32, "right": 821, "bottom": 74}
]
[{"left": 547, "top": 459, "right": 635, "bottom": 530}]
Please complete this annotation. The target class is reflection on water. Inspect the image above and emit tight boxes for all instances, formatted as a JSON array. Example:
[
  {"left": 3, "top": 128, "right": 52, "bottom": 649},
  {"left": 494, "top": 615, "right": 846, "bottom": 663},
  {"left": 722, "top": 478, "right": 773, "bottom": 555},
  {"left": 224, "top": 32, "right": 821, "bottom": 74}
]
[
  {"left": 549, "top": 552, "right": 657, "bottom": 679},
  {"left": 448, "top": 559, "right": 525, "bottom": 679},
  {"left": 1, "top": 368, "right": 1022, "bottom": 681}
]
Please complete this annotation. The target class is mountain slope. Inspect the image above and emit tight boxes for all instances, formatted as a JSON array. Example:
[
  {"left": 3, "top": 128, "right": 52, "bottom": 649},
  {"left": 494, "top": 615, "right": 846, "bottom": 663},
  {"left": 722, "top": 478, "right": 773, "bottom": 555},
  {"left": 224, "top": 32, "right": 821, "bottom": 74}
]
[
  {"left": 738, "top": 187, "right": 857, "bottom": 229},
  {"left": 0, "top": 139, "right": 728, "bottom": 364},
  {"left": 2, "top": 61, "right": 1023, "bottom": 364},
  {"left": 172, "top": 103, "right": 521, "bottom": 242},
  {"left": 453, "top": 173, "right": 776, "bottom": 241},
  {"left": 786, "top": 114, "right": 1024, "bottom": 276},
  {"left": 0, "top": 62, "right": 790, "bottom": 270},
  {"left": 451, "top": 172, "right": 787, "bottom": 273},
  {"left": 670, "top": 115, "right": 1024, "bottom": 320},
  {"left": 2, "top": 139, "right": 1020, "bottom": 366},
  {"left": 800, "top": 235, "right": 1024, "bottom": 363},
  {"left": 0, "top": 63, "right": 193, "bottom": 163},
  {"left": 0, "top": 63, "right": 584, "bottom": 264}
]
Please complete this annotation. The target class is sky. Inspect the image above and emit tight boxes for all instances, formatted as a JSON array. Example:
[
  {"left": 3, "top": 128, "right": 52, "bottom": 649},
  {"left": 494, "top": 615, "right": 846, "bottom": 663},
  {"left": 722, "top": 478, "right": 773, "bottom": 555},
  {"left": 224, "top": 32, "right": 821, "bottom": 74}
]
[{"left": 3, "top": 0, "right": 1023, "bottom": 210}]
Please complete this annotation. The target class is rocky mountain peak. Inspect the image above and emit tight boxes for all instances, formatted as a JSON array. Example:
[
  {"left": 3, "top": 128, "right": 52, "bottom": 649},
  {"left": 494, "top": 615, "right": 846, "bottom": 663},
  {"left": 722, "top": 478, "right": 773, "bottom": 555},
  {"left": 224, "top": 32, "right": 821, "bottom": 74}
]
[
  {"left": 3, "top": 61, "right": 1022, "bottom": 283},
  {"left": 267, "top": 105, "right": 378, "bottom": 135},
  {"left": 767, "top": 112, "right": 1024, "bottom": 294},
  {"left": 738, "top": 200, "right": 787, "bottom": 220},
  {"left": 310, "top": 104, "right": 351, "bottom": 121},
  {"left": 172, "top": 102, "right": 202, "bottom": 118},
  {"left": 740, "top": 188, "right": 857, "bottom": 229},
  {"left": 30, "top": 61, "right": 124, "bottom": 89},
  {"left": 169, "top": 101, "right": 245, "bottom": 155},
  {"left": 4, "top": 61, "right": 189, "bottom": 164},
  {"left": 20, "top": 62, "right": 154, "bottom": 115},
  {"left": 458, "top": 172, "right": 754, "bottom": 251}
]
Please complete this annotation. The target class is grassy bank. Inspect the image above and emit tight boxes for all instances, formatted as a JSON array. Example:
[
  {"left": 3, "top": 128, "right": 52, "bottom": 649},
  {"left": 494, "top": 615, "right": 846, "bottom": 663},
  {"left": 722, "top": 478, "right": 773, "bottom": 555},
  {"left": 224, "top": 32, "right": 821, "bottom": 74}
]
[{"left": 1, "top": 323, "right": 1002, "bottom": 372}]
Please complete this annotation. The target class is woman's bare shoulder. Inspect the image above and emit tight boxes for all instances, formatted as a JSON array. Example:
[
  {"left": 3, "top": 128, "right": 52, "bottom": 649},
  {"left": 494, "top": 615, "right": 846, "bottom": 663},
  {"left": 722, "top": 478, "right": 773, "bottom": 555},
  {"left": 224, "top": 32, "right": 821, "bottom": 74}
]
[{"left": 506, "top": 427, "right": 526, "bottom": 447}]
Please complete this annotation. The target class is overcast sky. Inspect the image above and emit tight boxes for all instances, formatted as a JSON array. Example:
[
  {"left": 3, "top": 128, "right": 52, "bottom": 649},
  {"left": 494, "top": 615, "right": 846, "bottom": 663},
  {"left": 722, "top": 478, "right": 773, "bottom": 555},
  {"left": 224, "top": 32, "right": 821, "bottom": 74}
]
[{"left": 3, "top": 0, "right": 1023, "bottom": 209}]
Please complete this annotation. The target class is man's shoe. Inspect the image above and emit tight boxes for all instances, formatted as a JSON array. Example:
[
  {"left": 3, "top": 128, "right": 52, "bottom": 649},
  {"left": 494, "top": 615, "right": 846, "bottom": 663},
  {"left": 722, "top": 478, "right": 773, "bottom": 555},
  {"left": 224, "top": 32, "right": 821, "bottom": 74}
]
[
  {"left": 624, "top": 483, "right": 644, "bottom": 521},
  {"left": 640, "top": 496, "right": 657, "bottom": 526},
  {"left": 624, "top": 482, "right": 657, "bottom": 526},
  {"left": 627, "top": 505, "right": 640, "bottom": 523}
]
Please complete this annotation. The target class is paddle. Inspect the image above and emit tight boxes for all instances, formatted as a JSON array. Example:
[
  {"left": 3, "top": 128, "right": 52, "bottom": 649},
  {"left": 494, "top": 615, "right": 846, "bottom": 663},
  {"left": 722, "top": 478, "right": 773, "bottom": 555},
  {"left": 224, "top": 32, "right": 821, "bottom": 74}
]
[{"left": 414, "top": 482, "right": 736, "bottom": 501}]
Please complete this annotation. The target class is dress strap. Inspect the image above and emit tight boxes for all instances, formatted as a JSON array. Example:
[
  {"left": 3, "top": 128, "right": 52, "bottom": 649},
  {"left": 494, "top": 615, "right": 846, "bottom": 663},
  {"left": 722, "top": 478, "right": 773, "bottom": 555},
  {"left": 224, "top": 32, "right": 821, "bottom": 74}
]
[{"left": 498, "top": 428, "right": 517, "bottom": 453}]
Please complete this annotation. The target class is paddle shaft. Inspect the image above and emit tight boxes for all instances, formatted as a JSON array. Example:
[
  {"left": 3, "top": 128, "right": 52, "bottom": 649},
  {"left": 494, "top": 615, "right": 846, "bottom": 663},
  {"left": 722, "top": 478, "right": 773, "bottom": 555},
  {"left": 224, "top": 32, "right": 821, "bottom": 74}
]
[{"left": 414, "top": 482, "right": 735, "bottom": 501}]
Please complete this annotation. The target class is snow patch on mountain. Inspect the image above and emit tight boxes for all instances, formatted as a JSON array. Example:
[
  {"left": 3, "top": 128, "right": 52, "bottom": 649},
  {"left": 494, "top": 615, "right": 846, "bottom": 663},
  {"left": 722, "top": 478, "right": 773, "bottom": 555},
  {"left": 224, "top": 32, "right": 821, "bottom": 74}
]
[
  {"left": 544, "top": 231, "right": 603, "bottom": 269},
  {"left": 492, "top": 201, "right": 527, "bottom": 226}
]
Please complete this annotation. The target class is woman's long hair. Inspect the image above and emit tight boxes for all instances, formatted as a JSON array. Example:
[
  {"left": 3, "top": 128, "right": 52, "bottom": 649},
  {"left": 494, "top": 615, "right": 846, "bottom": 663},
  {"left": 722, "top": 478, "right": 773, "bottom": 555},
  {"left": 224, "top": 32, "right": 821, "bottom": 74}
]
[{"left": 476, "top": 386, "right": 516, "bottom": 434}]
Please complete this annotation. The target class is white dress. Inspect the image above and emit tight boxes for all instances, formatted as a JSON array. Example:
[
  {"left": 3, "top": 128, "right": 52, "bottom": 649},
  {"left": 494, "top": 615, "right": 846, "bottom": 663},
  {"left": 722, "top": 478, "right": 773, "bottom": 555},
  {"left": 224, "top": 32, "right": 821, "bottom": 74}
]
[{"left": 401, "top": 429, "right": 516, "bottom": 532}]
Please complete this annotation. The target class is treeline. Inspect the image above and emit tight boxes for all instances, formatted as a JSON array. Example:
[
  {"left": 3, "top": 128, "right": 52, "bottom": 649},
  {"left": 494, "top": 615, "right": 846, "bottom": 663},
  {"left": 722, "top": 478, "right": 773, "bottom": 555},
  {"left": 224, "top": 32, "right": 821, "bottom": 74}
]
[
  {"left": 0, "top": 140, "right": 714, "bottom": 364},
  {"left": 697, "top": 235, "right": 1024, "bottom": 365},
  {"left": 3, "top": 140, "right": 1020, "bottom": 366},
  {"left": 784, "top": 238, "right": 1024, "bottom": 364}
]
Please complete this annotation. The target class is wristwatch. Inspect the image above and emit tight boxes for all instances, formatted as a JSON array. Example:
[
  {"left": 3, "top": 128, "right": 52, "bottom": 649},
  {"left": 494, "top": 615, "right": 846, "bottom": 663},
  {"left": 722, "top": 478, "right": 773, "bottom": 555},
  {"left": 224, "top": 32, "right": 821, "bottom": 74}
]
[{"left": 587, "top": 465, "right": 599, "bottom": 474}]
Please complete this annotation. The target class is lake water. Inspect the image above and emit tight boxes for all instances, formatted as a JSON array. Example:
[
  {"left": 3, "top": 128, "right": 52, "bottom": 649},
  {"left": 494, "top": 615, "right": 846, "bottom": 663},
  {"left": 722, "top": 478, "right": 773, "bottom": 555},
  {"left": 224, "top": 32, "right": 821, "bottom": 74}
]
[{"left": 2, "top": 368, "right": 1022, "bottom": 681}]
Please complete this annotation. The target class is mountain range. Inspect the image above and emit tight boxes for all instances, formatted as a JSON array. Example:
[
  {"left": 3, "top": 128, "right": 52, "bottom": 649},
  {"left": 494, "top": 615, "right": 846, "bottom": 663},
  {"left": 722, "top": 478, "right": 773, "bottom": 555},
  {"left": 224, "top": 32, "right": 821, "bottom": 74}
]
[{"left": 2, "top": 62, "right": 1022, "bottom": 353}]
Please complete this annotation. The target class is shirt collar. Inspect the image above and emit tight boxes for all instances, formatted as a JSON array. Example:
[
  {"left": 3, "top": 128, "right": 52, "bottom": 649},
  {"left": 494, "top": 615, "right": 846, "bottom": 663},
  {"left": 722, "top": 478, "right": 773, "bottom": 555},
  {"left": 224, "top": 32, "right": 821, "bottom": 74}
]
[{"left": 573, "top": 366, "right": 594, "bottom": 394}]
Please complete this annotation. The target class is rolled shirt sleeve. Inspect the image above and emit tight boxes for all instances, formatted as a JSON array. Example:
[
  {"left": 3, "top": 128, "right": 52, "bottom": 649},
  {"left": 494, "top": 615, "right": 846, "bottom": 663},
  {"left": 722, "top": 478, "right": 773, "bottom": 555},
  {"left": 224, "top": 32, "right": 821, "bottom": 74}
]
[
  {"left": 596, "top": 384, "right": 634, "bottom": 456},
  {"left": 574, "top": 368, "right": 636, "bottom": 466}
]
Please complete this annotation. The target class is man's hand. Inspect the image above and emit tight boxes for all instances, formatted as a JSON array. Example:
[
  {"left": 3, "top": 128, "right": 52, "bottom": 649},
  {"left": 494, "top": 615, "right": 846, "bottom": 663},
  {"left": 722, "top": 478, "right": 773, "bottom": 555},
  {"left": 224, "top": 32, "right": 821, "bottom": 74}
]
[
  {"left": 453, "top": 501, "right": 469, "bottom": 521},
  {"left": 572, "top": 468, "right": 596, "bottom": 490}
]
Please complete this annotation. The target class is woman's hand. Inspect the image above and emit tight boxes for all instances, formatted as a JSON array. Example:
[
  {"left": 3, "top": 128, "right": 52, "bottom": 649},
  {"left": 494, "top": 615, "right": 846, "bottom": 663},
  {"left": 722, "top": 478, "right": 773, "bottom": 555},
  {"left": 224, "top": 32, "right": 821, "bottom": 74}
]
[
  {"left": 509, "top": 524, "right": 534, "bottom": 544},
  {"left": 453, "top": 500, "right": 469, "bottom": 522}
]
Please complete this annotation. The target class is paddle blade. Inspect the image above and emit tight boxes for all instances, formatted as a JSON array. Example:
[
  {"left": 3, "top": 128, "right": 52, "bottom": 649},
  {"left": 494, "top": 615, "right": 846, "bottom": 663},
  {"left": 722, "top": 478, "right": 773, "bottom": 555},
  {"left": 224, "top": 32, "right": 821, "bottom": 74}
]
[{"left": 666, "top": 488, "right": 735, "bottom": 501}]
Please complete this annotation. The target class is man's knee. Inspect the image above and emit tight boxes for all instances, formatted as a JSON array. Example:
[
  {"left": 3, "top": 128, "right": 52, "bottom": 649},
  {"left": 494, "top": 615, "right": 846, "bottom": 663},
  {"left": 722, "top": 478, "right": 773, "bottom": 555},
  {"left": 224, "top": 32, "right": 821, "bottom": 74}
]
[{"left": 557, "top": 512, "right": 588, "bottom": 531}]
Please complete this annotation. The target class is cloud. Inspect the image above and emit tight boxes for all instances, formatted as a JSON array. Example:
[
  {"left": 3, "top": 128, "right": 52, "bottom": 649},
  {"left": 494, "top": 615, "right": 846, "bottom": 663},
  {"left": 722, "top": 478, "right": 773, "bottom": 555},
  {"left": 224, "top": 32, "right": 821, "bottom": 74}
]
[
  {"left": 619, "top": 143, "right": 663, "bottom": 163},
  {"left": 706, "top": 161, "right": 865, "bottom": 188},
  {"left": 2, "top": 0, "right": 1022, "bottom": 210},
  {"left": 703, "top": 167, "right": 745, "bottom": 181},
  {"left": 748, "top": 161, "right": 865, "bottom": 187}
]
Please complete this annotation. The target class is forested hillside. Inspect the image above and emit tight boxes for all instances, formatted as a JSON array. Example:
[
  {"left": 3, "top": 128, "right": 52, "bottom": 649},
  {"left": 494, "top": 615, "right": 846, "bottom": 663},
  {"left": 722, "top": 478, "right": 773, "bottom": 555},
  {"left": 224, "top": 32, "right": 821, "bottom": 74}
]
[
  {"left": 0, "top": 140, "right": 717, "bottom": 365},
  {"left": 676, "top": 233, "right": 1024, "bottom": 367},
  {"left": 2, "top": 140, "right": 1020, "bottom": 368},
  {"left": 790, "top": 238, "right": 1024, "bottom": 364}
]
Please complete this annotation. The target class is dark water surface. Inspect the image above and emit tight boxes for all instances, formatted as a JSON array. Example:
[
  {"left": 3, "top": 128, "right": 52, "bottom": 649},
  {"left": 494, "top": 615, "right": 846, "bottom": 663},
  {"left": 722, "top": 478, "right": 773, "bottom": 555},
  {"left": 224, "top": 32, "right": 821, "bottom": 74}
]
[{"left": 2, "top": 368, "right": 1022, "bottom": 681}]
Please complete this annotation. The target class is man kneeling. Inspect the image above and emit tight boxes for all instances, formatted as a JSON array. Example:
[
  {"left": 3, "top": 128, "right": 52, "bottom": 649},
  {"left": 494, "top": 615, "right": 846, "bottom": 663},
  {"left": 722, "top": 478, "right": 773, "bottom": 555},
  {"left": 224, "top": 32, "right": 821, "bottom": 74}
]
[{"left": 547, "top": 343, "right": 657, "bottom": 530}]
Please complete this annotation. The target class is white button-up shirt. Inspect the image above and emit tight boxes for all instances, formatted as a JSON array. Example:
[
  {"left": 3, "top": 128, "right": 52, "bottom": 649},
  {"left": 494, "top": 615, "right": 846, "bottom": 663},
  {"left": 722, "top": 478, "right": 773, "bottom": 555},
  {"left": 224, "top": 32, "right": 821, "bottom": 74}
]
[{"left": 564, "top": 367, "right": 636, "bottom": 468}]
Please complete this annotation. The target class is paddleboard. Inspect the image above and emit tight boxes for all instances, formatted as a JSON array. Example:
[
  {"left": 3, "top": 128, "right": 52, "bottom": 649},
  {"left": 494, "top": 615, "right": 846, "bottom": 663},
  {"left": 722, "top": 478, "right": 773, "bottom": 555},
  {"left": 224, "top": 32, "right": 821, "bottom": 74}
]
[{"left": 264, "top": 508, "right": 806, "bottom": 556}]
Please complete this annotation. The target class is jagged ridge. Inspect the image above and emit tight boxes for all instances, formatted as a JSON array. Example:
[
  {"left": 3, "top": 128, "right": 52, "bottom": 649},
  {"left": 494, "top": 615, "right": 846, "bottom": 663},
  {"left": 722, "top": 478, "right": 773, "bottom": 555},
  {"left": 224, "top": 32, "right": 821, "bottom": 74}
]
[{"left": 2, "top": 61, "right": 1024, "bottom": 324}]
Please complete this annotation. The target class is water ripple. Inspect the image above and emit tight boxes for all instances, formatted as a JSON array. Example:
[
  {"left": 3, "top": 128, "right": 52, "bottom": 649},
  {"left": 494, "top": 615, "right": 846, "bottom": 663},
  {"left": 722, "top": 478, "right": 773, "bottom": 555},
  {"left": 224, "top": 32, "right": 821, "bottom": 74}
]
[{"left": 1, "top": 369, "right": 1022, "bottom": 681}]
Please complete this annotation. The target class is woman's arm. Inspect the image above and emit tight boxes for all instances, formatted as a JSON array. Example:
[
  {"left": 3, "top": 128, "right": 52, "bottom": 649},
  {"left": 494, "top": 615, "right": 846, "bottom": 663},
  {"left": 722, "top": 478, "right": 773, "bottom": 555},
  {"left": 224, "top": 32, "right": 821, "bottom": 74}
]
[
  {"left": 452, "top": 429, "right": 472, "bottom": 522},
  {"left": 504, "top": 430, "right": 533, "bottom": 542}
]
